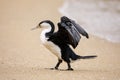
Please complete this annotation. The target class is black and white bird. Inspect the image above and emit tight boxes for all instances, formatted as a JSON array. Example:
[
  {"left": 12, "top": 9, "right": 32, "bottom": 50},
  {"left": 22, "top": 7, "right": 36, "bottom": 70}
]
[{"left": 32, "top": 16, "right": 97, "bottom": 70}]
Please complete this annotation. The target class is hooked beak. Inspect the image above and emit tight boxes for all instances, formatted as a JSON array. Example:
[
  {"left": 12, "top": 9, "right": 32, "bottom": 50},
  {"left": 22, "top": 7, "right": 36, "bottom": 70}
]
[{"left": 31, "top": 25, "right": 40, "bottom": 31}]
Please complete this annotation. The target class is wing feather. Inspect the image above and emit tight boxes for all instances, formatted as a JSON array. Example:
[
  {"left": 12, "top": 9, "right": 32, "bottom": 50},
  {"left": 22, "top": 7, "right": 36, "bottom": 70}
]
[
  {"left": 58, "top": 22, "right": 80, "bottom": 48},
  {"left": 70, "top": 19, "right": 89, "bottom": 38},
  {"left": 57, "top": 16, "right": 89, "bottom": 48}
]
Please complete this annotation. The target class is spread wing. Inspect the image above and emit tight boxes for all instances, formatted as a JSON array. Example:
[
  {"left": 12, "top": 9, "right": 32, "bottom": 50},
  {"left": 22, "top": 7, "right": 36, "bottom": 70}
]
[
  {"left": 57, "top": 16, "right": 89, "bottom": 48},
  {"left": 70, "top": 19, "right": 89, "bottom": 38}
]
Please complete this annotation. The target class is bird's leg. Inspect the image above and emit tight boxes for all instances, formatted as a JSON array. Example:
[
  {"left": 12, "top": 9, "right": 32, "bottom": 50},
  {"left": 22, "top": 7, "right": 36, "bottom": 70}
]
[
  {"left": 55, "top": 59, "right": 62, "bottom": 70},
  {"left": 50, "top": 59, "right": 62, "bottom": 70},
  {"left": 67, "top": 62, "right": 73, "bottom": 71}
]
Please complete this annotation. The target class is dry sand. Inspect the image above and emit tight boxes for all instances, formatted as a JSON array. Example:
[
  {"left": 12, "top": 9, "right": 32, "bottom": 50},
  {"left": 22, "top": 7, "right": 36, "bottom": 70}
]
[{"left": 0, "top": 0, "right": 120, "bottom": 80}]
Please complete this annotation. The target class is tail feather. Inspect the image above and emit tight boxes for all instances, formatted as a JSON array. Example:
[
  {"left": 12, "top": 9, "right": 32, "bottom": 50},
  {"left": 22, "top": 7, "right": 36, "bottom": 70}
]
[{"left": 79, "top": 55, "right": 97, "bottom": 59}]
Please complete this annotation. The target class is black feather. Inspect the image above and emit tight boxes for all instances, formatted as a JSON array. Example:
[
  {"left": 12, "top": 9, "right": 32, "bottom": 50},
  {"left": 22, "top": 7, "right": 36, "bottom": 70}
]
[
  {"left": 70, "top": 19, "right": 89, "bottom": 38},
  {"left": 58, "top": 16, "right": 89, "bottom": 48}
]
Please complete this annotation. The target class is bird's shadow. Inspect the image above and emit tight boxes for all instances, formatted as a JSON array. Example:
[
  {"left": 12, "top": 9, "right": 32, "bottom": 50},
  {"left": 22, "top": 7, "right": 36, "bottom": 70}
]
[
  {"left": 44, "top": 67, "right": 108, "bottom": 72},
  {"left": 44, "top": 68, "right": 73, "bottom": 71}
]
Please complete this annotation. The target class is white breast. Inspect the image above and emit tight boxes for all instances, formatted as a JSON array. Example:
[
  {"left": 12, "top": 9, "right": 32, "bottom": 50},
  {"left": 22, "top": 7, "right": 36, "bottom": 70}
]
[{"left": 40, "top": 30, "right": 62, "bottom": 59}]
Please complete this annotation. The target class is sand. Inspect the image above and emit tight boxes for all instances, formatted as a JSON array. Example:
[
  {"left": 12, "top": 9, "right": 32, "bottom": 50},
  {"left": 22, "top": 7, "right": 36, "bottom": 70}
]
[{"left": 0, "top": 0, "right": 120, "bottom": 80}]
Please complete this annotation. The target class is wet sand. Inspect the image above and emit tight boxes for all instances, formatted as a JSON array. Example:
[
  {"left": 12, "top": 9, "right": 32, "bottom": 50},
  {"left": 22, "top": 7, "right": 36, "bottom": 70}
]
[{"left": 0, "top": 0, "right": 120, "bottom": 80}]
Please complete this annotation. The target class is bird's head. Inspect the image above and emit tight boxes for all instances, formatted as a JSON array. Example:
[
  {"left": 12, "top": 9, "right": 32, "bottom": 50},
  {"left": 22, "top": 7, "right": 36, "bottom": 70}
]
[{"left": 31, "top": 20, "right": 54, "bottom": 30}]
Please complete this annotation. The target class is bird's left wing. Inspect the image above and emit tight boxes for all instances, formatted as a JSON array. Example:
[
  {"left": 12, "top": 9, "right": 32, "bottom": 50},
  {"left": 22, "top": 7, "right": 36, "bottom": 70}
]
[
  {"left": 58, "top": 22, "right": 81, "bottom": 48},
  {"left": 57, "top": 16, "right": 89, "bottom": 48},
  {"left": 70, "top": 19, "right": 89, "bottom": 38}
]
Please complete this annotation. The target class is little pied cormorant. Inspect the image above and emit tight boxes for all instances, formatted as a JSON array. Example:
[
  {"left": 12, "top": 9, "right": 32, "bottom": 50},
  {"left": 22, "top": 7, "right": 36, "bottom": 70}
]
[{"left": 32, "top": 16, "right": 97, "bottom": 70}]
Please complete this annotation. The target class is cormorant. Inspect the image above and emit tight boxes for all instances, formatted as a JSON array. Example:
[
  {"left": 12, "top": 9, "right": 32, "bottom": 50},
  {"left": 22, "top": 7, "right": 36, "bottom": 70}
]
[{"left": 32, "top": 16, "right": 97, "bottom": 70}]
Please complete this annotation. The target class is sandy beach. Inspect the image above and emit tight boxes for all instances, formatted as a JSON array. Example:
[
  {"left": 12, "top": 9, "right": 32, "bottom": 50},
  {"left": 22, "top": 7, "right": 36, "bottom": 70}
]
[{"left": 0, "top": 0, "right": 120, "bottom": 80}]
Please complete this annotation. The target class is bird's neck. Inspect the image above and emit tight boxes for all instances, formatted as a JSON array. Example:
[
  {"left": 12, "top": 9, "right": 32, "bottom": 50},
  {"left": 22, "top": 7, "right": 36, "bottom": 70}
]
[
  {"left": 41, "top": 28, "right": 51, "bottom": 37},
  {"left": 41, "top": 25, "right": 55, "bottom": 39}
]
